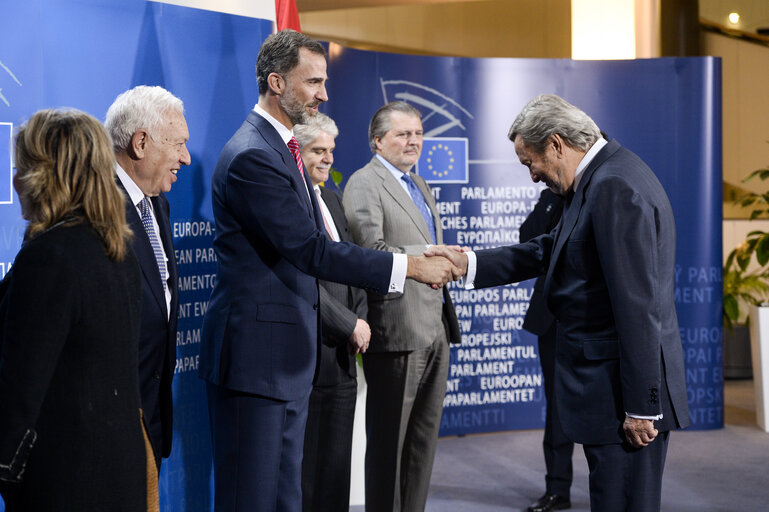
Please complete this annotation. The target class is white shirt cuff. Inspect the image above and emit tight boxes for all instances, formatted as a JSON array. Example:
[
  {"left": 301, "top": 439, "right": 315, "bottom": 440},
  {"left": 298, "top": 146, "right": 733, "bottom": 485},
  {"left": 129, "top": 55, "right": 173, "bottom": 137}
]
[
  {"left": 626, "top": 412, "right": 663, "bottom": 420},
  {"left": 389, "top": 253, "right": 408, "bottom": 293},
  {"left": 459, "top": 251, "right": 477, "bottom": 289}
]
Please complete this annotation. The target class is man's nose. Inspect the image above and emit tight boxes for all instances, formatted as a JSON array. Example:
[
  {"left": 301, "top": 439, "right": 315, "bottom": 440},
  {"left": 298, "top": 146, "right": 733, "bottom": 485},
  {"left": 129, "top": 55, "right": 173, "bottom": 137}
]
[
  {"left": 316, "top": 83, "right": 328, "bottom": 102},
  {"left": 180, "top": 144, "right": 191, "bottom": 166}
]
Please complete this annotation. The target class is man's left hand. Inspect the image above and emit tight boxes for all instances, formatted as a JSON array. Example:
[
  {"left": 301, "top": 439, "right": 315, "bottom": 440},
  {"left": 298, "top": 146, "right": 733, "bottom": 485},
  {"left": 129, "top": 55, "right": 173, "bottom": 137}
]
[{"left": 623, "top": 416, "right": 658, "bottom": 448}]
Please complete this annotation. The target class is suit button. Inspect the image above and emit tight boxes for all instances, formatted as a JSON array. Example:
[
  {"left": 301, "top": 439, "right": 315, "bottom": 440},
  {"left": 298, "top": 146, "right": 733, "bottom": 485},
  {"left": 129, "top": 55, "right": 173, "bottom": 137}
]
[
  {"left": 313, "top": 303, "right": 319, "bottom": 310},
  {"left": 153, "top": 371, "right": 161, "bottom": 379}
]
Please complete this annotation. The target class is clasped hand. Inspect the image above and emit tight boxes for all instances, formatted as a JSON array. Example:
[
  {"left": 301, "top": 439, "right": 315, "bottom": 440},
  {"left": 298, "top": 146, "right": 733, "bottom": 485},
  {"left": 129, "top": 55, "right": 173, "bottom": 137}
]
[
  {"left": 623, "top": 416, "right": 658, "bottom": 448},
  {"left": 405, "top": 245, "right": 469, "bottom": 289}
]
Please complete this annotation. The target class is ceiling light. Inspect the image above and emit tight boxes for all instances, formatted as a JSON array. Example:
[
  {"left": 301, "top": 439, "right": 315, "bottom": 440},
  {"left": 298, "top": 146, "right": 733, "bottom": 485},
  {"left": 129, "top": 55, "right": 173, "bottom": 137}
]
[{"left": 728, "top": 12, "right": 740, "bottom": 25}]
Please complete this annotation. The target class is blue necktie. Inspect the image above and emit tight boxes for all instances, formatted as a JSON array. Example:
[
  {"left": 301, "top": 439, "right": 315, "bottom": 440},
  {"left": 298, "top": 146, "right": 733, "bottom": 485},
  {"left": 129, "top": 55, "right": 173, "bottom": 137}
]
[
  {"left": 139, "top": 197, "right": 168, "bottom": 293},
  {"left": 401, "top": 173, "right": 437, "bottom": 245}
]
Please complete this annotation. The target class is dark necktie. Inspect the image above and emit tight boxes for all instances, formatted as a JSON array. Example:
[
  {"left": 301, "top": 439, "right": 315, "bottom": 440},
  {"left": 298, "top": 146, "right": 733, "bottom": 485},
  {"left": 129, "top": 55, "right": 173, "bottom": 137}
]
[
  {"left": 287, "top": 136, "right": 305, "bottom": 180},
  {"left": 139, "top": 197, "right": 168, "bottom": 294},
  {"left": 401, "top": 173, "right": 437, "bottom": 245}
]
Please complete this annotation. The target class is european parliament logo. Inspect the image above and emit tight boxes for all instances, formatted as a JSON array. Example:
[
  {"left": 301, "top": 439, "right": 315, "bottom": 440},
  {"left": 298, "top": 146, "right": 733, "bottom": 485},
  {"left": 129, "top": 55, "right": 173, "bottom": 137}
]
[
  {"left": 416, "top": 137, "right": 468, "bottom": 184},
  {"left": 0, "top": 123, "right": 12, "bottom": 204}
]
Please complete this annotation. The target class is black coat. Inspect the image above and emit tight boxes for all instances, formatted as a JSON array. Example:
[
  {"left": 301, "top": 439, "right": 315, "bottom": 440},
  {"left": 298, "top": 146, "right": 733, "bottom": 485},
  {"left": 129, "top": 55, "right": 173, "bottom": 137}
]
[
  {"left": 0, "top": 222, "right": 145, "bottom": 511},
  {"left": 520, "top": 189, "right": 564, "bottom": 336}
]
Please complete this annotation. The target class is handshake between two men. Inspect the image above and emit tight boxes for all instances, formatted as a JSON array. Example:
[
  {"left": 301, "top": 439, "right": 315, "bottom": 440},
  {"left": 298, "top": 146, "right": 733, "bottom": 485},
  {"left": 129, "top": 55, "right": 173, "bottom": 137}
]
[{"left": 405, "top": 245, "right": 469, "bottom": 289}]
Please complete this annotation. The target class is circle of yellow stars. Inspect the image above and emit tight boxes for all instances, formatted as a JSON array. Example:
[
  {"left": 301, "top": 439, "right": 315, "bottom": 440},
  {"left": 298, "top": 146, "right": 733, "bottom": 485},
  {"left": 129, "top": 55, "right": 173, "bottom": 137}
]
[{"left": 426, "top": 143, "right": 454, "bottom": 177}]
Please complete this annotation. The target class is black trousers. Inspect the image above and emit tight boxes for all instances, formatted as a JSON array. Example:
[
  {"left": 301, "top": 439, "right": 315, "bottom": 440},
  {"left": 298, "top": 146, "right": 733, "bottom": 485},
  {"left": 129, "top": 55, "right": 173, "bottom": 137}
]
[
  {"left": 583, "top": 431, "right": 670, "bottom": 512},
  {"left": 302, "top": 377, "right": 358, "bottom": 512},
  {"left": 538, "top": 323, "right": 574, "bottom": 497}
]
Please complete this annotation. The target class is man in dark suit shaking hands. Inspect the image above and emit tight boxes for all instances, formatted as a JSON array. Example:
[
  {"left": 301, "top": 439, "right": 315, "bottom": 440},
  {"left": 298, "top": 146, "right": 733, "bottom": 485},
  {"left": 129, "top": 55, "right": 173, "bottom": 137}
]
[
  {"left": 198, "top": 30, "right": 456, "bottom": 512},
  {"left": 428, "top": 94, "right": 689, "bottom": 512},
  {"left": 106, "top": 86, "right": 189, "bottom": 472}
]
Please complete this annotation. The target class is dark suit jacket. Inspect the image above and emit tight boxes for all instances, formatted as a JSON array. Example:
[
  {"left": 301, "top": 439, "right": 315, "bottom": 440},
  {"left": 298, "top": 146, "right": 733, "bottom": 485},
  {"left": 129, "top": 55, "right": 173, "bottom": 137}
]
[
  {"left": 199, "top": 111, "right": 393, "bottom": 401},
  {"left": 521, "top": 189, "right": 564, "bottom": 337},
  {"left": 0, "top": 222, "right": 145, "bottom": 510},
  {"left": 474, "top": 140, "right": 689, "bottom": 445},
  {"left": 316, "top": 186, "right": 367, "bottom": 385},
  {"left": 119, "top": 183, "right": 179, "bottom": 463}
]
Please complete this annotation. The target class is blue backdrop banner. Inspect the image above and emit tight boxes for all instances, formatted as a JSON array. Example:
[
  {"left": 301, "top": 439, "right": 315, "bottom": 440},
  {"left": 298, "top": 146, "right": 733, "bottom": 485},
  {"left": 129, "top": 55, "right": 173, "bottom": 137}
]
[
  {"left": 323, "top": 49, "right": 724, "bottom": 436},
  {"left": 1, "top": 4, "right": 722, "bottom": 510}
]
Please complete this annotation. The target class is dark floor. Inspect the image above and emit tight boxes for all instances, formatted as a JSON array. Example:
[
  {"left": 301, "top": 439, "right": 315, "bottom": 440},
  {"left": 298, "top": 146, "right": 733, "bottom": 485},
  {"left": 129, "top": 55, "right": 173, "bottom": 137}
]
[{"left": 353, "top": 379, "right": 769, "bottom": 511}]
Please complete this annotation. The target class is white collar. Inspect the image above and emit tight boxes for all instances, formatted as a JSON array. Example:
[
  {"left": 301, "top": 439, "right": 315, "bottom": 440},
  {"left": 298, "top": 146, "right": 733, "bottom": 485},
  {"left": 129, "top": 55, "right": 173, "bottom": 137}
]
[
  {"left": 253, "top": 103, "right": 293, "bottom": 145},
  {"left": 574, "top": 137, "right": 608, "bottom": 190},
  {"left": 116, "top": 163, "right": 146, "bottom": 208}
]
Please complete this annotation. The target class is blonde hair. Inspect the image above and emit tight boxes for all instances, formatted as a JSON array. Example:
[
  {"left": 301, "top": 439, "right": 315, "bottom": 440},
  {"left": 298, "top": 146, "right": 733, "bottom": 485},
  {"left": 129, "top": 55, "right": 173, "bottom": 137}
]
[{"left": 14, "top": 109, "right": 131, "bottom": 260}]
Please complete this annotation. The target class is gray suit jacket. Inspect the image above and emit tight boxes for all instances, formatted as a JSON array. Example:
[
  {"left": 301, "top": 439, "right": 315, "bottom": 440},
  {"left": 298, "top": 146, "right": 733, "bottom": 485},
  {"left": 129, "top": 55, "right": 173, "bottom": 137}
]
[{"left": 343, "top": 156, "right": 445, "bottom": 352}]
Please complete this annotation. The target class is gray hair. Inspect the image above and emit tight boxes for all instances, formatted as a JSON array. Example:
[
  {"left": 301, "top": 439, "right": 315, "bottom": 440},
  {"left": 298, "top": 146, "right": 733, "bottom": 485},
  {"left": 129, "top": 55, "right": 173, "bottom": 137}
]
[
  {"left": 294, "top": 113, "right": 339, "bottom": 150},
  {"left": 368, "top": 101, "right": 421, "bottom": 153},
  {"left": 508, "top": 94, "right": 601, "bottom": 153},
  {"left": 105, "top": 85, "right": 185, "bottom": 153},
  {"left": 256, "top": 29, "right": 326, "bottom": 96}
]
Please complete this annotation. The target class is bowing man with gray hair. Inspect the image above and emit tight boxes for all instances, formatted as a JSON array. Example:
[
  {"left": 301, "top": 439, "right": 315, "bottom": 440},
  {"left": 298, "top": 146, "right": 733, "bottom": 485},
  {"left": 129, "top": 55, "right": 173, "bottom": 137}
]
[{"left": 428, "top": 94, "right": 689, "bottom": 512}]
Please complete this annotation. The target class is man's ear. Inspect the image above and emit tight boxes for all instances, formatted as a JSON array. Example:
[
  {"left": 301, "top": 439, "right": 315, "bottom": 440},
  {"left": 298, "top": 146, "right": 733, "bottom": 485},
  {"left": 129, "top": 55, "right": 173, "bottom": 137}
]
[
  {"left": 129, "top": 130, "right": 149, "bottom": 160},
  {"left": 267, "top": 72, "right": 284, "bottom": 96},
  {"left": 550, "top": 134, "right": 564, "bottom": 158}
]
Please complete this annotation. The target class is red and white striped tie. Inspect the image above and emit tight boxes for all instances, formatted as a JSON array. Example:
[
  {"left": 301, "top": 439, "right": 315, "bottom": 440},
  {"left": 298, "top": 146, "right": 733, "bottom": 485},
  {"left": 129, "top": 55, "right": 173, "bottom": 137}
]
[{"left": 287, "top": 136, "right": 305, "bottom": 180}]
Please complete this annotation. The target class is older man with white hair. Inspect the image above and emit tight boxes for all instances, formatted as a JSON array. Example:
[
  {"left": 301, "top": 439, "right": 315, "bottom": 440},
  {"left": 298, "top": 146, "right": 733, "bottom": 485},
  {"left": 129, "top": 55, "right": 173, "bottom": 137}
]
[{"left": 106, "top": 85, "right": 190, "bottom": 479}]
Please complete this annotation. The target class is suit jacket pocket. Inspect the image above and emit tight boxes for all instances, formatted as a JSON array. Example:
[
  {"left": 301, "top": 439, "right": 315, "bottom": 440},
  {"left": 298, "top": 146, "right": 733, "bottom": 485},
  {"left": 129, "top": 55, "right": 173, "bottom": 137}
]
[
  {"left": 583, "top": 338, "right": 619, "bottom": 360},
  {"left": 255, "top": 304, "right": 299, "bottom": 324},
  {"left": 368, "top": 290, "right": 404, "bottom": 302}
]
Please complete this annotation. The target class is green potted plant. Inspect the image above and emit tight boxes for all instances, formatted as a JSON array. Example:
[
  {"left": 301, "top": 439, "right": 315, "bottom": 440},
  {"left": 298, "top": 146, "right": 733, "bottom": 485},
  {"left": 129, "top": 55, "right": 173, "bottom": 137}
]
[{"left": 723, "top": 164, "right": 769, "bottom": 378}]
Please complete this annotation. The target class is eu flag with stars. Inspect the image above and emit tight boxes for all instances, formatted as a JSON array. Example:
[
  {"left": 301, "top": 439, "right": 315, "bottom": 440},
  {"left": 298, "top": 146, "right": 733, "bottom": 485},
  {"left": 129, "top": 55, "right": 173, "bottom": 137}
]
[
  {"left": 416, "top": 137, "right": 468, "bottom": 184},
  {"left": 0, "top": 123, "right": 12, "bottom": 204}
]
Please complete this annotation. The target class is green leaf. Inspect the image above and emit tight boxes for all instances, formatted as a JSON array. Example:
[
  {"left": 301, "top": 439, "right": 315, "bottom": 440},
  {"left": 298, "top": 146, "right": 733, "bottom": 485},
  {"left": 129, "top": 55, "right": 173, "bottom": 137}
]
[
  {"left": 758, "top": 235, "right": 769, "bottom": 266},
  {"left": 740, "top": 196, "right": 757, "bottom": 207},
  {"left": 330, "top": 170, "right": 343, "bottom": 190},
  {"left": 724, "top": 294, "right": 740, "bottom": 322},
  {"left": 724, "top": 249, "right": 737, "bottom": 271},
  {"left": 737, "top": 249, "right": 752, "bottom": 271}
]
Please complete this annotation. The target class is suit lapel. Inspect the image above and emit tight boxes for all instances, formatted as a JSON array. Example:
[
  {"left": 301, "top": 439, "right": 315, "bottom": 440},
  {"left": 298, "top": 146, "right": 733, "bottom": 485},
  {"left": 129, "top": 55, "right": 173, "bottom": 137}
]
[
  {"left": 249, "top": 111, "right": 316, "bottom": 218},
  {"left": 117, "top": 181, "right": 168, "bottom": 318},
  {"left": 320, "top": 187, "right": 349, "bottom": 242},
  {"left": 543, "top": 139, "right": 621, "bottom": 296},
  {"left": 152, "top": 194, "right": 177, "bottom": 314},
  {"left": 371, "top": 158, "right": 433, "bottom": 244}
]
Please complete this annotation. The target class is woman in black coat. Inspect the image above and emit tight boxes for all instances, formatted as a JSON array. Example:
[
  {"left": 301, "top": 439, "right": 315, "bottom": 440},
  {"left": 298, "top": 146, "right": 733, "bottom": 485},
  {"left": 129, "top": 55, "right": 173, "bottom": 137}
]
[{"left": 0, "top": 109, "right": 146, "bottom": 511}]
